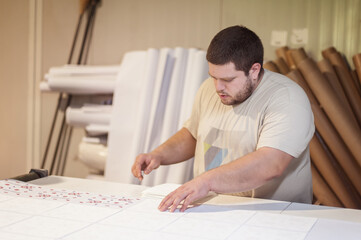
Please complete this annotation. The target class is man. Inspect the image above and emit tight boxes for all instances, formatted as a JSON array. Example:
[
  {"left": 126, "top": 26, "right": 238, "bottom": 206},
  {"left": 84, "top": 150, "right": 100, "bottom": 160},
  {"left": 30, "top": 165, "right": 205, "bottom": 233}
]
[{"left": 132, "top": 25, "right": 315, "bottom": 212}]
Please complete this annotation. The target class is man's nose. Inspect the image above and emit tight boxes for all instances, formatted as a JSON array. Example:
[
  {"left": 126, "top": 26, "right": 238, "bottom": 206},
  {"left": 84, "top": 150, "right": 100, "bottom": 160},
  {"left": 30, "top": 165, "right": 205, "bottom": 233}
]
[{"left": 214, "top": 79, "right": 225, "bottom": 91}]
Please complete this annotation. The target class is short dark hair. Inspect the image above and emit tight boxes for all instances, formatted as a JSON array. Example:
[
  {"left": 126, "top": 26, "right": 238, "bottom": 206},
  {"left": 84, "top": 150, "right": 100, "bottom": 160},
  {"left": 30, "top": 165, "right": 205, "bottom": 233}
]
[{"left": 206, "top": 25, "right": 264, "bottom": 75}]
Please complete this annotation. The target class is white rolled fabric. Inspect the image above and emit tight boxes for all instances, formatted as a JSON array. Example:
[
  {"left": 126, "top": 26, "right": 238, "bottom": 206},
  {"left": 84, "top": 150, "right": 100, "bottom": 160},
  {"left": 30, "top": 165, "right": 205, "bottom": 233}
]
[
  {"left": 82, "top": 136, "right": 107, "bottom": 145},
  {"left": 39, "top": 81, "right": 51, "bottom": 92},
  {"left": 43, "top": 64, "right": 121, "bottom": 94},
  {"left": 152, "top": 47, "right": 190, "bottom": 185},
  {"left": 105, "top": 51, "right": 149, "bottom": 184},
  {"left": 85, "top": 124, "right": 109, "bottom": 136},
  {"left": 178, "top": 50, "right": 208, "bottom": 129},
  {"left": 78, "top": 141, "right": 107, "bottom": 172},
  {"left": 66, "top": 104, "right": 112, "bottom": 127},
  {"left": 47, "top": 75, "right": 116, "bottom": 94},
  {"left": 49, "top": 64, "right": 121, "bottom": 76},
  {"left": 142, "top": 48, "right": 175, "bottom": 155},
  {"left": 127, "top": 48, "right": 160, "bottom": 182},
  {"left": 105, "top": 48, "right": 208, "bottom": 187},
  {"left": 140, "top": 48, "right": 175, "bottom": 186}
]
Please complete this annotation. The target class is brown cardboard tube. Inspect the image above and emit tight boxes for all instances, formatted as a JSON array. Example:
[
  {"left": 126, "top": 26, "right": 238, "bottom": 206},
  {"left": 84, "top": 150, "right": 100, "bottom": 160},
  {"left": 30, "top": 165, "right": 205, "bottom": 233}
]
[
  {"left": 322, "top": 46, "right": 337, "bottom": 60},
  {"left": 287, "top": 70, "right": 361, "bottom": 195},
  {"left": 329, "top": 52, "right": 361, "bottom": 126},
  {"left": 312, "top": 105, "right": 361, "bottom": 195},
  {"left": 274, "top": 57, "right": 290, "bottom": 75},
  {"left": 352, "top": 53, "right": 361, "bottom": 86},
  {"left": 311, "top": 164, "right": 343, "bottom": 207},
  {"left": 286, "top": 50, "right": 296, "bottom": 69},
  {"left": 297, "top": 58, "right": 361, "bottom": 166},
  {"left": 290, "top": 48, "right": 308, "bottom": 66},
  {"left": 263, "top": 61, "right": 280, "bottom": 73},
  {"left": 275, "top": 46, "right": 289, "bottom": 66},
  {"left": 351, "top": 69, "right": 361, "bottom": 96},
  {"left": 310, "top": 134, "right": 360, "bottom": 209},
  {"left": 317, "top": 59, "right": 358, "bottom": 127}
]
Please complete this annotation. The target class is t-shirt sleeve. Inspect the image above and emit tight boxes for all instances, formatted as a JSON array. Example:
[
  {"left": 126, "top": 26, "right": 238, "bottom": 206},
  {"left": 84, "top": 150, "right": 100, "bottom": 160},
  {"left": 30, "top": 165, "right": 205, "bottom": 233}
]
[
  {"left": 183, "top": 80, "right": 208, "bottom": 139},
  {"left": 256, "top": 85, "right": 315, "bottom": 158}
]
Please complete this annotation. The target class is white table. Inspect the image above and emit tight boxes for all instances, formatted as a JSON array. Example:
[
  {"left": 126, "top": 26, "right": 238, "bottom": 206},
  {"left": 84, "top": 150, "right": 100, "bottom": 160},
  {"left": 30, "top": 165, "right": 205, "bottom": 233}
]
[
  {"left": 30, "top": 175, "right": 361, "bottom": 223},
  {"left": 1, "top": 175, "right": 359, "bottom": 240}
]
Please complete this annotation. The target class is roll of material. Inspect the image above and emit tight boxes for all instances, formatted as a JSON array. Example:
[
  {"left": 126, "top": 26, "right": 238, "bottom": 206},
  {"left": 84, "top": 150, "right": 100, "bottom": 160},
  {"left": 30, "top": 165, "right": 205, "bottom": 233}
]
[
  {"left": 65, "top": 104, "right": 112, "bottom": 127},
  {"left": 85, "top": 124, "right": 109, "bottom": 136},
  {"left": 275, "top": 46, "right": 289, "bottom": 67},
  {"left": 263, "top": 61, "right": 280, "bottom": 73},
  {"left": 289, "top": 47, "right": 308, "bottom": 66},
  {"left": 310, "top": 134, "right": 360, "bottom": 209},
  {"left": 273, "top": 57, "right": 289, "bottom": 75},
  {"left": 150, "top": 47, "right": 189, "bottom": 186},
  {"left": 353, "top": 53, "right": 361, "bottom": 85},
  {"left": 127, "top": 48, "right": 160, "bottom": 182},
  {"left": 297, "top": 58, "right": 361, "bottom": 167},
  {"left": 48, "top": 64, "right": 121, "bottom": 76},
  {"left": 43, "top": 65, "right": 120, "bottom": 94},
  {"left": 47, "top": 75, "right": 116, "bottom": 94},
  {"left": 82, "top": 136, "right": 107, "bottom": 145},
  {"left": 142, "top": 48, "right": 175, "bottom": 155},
  {"left": 39, "top": 81, "right": 51, "bottom": 92},
  {"left": 317, "top": 59, "right": 358, "bottom": 127},
  {"left": 285, "top": 49, "right": 296, "bottom": 69},
  {"left": 288, "top": 70, "right": 361, "bottom": 195},
  {"left": 78, "top": 141, "right": 107, "bottom": 172},
  {"left": 151, "top": 49, "right": 208, "bottom": 186},
  {"left": 321, "top": 46, "right": 337, "bottom": 61},
  {"left": 311, "top": 164, "right": 343, "bottom": 208},
  {"left": 351, "top": 69, "right": 361, "bottom": 95},
  {"left": 105, "top": 50, "right": 149, "bottom": 184},
  {"left": 178, "top": 50, "right": 208, "bottom": 129},
  {"left": 328, "top": 52, "right": 361, "bottom": 126}
]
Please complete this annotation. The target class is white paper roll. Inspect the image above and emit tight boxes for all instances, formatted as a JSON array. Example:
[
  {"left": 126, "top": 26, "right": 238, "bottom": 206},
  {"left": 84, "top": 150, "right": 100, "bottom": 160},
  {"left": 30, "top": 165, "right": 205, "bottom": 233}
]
[
  {"left": 85, "top": 124, "right": 109, "bottom": 136},
  {"left": 105, "top": 51, "right": 148, "bottom": 183},
  {"left": 47, "top": 76, "right": 116, "bottom": 94},
  {"left": 78, "top": 141, "right": 107, "bottom": 171},
  {"left": 49, "top": 64, "right": 121, "bottom": 76},
  {"left": 66, "top": 104, "right": 112, "bottom": 127},
  {"left": 178, "top": 50, "right": 208, "bottom": 129}
]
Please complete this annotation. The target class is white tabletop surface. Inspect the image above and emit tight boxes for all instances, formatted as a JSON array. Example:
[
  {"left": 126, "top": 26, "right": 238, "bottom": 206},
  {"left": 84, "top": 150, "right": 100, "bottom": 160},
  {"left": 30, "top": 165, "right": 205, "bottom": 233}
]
[{"left": 29, "top": 175, "right": 361, "bottom": 223}]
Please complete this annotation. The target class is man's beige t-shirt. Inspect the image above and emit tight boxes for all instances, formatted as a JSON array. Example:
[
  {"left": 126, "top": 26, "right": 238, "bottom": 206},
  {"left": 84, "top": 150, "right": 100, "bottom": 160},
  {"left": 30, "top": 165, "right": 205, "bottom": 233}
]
[{"left": 184, "top": 69, "right": 315, "bottom": 203}]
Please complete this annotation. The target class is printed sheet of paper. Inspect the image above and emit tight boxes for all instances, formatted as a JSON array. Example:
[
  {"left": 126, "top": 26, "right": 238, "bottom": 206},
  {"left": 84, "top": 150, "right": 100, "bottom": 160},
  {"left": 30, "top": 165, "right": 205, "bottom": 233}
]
[{"left": 0, "top": 179, "right": 360, "bottom": 240}]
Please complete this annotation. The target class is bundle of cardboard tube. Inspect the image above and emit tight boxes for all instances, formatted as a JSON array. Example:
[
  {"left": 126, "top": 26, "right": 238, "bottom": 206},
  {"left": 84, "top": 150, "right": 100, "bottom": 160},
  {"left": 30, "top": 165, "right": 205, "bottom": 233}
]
[{"left": 264, "top": 46, "right": 361, "bottom": 209}]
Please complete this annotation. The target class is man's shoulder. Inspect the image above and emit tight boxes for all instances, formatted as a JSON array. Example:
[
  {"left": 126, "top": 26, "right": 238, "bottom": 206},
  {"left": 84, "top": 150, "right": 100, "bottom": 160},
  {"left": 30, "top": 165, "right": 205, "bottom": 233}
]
[{"left": 263, "top": 70, "right": 307, "bottom": 96}]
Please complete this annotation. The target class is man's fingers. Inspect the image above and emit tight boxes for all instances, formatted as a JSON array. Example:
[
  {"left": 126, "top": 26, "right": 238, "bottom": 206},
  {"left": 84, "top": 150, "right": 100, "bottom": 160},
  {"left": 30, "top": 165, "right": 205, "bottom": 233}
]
[
  {"left": 180, "top": 195, "right": 194, "bottom": 212},
  {"left": 158, "top": 192, "right": 173, "bottom": 211},
  {"left": 144, "top": 160, "right": 157, "bottom": 175},
  {"left": 158, "top": 189, "right": 190, "bottom": 212},
  {"left": 131, "top": 162, "right": 142, "bottom": 180}
]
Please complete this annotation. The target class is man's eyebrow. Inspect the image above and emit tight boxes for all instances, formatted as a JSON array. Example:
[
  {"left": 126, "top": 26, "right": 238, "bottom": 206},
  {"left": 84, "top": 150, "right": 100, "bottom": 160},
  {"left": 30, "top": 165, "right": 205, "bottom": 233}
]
[{"left": 208, "top": 73, "right": 236, "bottom": 81}]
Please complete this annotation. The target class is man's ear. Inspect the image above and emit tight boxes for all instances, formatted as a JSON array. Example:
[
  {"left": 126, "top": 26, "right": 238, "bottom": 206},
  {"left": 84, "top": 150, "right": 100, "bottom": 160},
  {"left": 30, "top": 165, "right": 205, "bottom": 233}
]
[{"left": 250, "top": 63, "right": 261, "bottom": 80}]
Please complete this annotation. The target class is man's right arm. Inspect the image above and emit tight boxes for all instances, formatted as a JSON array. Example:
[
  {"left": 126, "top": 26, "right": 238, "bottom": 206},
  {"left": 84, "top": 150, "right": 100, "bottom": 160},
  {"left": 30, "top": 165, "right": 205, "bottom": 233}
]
[{"left": 131, "top": 127, "right": 196, "bottom": 181}]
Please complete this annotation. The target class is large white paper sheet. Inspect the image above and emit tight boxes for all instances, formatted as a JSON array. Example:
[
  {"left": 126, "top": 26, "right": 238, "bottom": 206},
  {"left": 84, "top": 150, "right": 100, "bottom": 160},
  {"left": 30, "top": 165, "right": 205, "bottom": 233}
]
[{"left": 1, "top": 180, "right": 360, "bottom": 240}]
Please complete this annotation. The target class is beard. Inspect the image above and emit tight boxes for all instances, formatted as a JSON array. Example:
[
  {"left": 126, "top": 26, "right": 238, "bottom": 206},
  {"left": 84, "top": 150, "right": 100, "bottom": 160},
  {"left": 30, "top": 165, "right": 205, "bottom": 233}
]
[{"left": 218, "top": 75, "right": 254, "bottom": 106}]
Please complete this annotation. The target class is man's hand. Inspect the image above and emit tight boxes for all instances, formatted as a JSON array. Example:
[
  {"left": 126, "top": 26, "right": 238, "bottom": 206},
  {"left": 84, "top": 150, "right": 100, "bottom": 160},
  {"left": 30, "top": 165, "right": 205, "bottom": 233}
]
[
  {"left": 158, "top": 175, "right": 211, "bottom": 212},
  {"left": 131, "top": 153, "right": 161, "bottom": 181}
]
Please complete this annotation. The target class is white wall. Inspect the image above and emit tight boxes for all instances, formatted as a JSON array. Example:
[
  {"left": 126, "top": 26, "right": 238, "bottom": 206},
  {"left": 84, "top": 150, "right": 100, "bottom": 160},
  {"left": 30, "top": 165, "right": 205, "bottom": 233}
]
[{"left": 0, "top": 0, "right": 360, "bottom": 179}]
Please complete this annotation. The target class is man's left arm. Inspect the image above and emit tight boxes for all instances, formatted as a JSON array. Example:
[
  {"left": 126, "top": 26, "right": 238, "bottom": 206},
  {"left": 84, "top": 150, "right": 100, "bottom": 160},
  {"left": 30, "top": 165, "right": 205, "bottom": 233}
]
[{"left": 158, "top": 146, "right": 293, "bottom": 212}]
